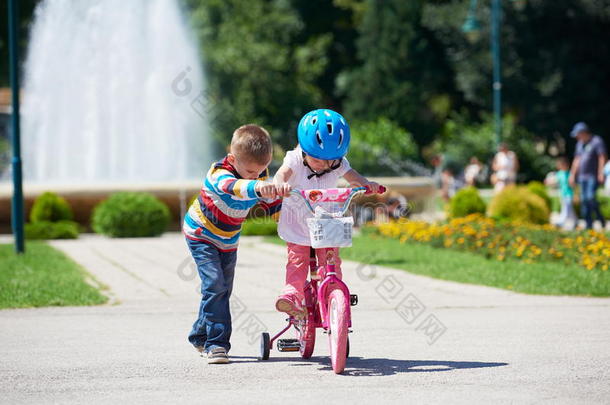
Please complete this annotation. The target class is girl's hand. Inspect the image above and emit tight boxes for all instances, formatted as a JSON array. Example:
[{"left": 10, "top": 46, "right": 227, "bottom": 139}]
[
  {"left": 275, "top": 182, "right": 292, "bottom": 197},
  {"left": 256, "top": 182, "right": 277, "bottom": 199}
]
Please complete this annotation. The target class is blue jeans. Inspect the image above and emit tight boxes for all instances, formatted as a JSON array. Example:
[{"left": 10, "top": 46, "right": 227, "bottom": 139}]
[
  {"left": 186, "top": 237, "right": 237, "bottom": 352},
  {"left": 579, "top": 177, "right": 606, "bottom": 229}
]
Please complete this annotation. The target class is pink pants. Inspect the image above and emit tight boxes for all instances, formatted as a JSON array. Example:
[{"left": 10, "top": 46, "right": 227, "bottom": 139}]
[{"left": 282, "top": 242, "right": 342, "bottom": 302}]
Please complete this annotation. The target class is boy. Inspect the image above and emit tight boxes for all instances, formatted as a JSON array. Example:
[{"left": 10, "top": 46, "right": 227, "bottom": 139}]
[
  {"left": 183, "top": 124, "right": 281, "bottom": 364},
  {"left": 554, "top": 157, "right": 577, "bottom": 230}
]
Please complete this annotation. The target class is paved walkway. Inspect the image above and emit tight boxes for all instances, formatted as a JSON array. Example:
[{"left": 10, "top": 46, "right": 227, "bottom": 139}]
[{"left": 1, "top": 233, "right": 609, "bottom": 404}]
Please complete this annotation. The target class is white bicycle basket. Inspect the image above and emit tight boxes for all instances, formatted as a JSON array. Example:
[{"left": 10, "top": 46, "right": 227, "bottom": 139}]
[{"left": 306, "top": 216, "right": 354, "bottom": 248}]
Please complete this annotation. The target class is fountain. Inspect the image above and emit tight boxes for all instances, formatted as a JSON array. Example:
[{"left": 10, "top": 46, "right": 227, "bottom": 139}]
[
  {"left": 0, "top": 0, "right": 216, "bottom": 231},
  {"left": 21, "top": 0, "right": 210, "bottom": 183}
]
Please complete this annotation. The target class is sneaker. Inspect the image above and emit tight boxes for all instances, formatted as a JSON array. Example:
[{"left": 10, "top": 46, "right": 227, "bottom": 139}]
[
  {"left": 275, "top": 294, "right": 306, "bottom": 319},
  {"left": 206, "top": 347, "right": 229, "bottom": 364}
]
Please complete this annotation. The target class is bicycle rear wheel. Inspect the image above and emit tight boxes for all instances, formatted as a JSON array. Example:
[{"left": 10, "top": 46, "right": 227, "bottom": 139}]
[{"left": 327, "top": 288, "right": 349, "bottom": 374}]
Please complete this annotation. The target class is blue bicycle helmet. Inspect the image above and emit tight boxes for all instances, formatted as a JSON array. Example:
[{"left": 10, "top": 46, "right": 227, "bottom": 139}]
[{"left": 297, "top": 109, "right": 351, "bottom": 160}]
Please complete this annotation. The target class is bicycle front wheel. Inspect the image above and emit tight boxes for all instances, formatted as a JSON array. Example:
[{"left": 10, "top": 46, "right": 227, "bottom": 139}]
[{"left": 327, "top": 288, "right": 349, "bottom": 374}]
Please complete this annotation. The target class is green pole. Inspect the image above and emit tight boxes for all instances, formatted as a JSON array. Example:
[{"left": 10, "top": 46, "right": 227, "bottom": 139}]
[
  {"left": 8, "top": 0, "right": 25, "bottom": 254},
  {"left": 491, "top": 0, "right": 502, "bottom": 148}
]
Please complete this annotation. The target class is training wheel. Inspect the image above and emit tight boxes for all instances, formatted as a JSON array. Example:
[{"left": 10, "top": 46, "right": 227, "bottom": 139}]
[{"left": 259, "top": 332, "right": 270, "bottom": 360}]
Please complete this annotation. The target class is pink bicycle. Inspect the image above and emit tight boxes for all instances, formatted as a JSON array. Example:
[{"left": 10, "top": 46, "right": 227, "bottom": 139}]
[{"left": 259, "top": 185, "right": 385, "bottom": 374}]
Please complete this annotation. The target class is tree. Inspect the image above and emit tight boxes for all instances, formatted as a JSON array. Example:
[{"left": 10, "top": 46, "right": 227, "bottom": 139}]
[
  {"left": 423, "top": 0, "right": 610, "bottom": 151},
  {"left": 341, "top": 0, "right": 458, "bottom": 149},
  {"left": 182, "top": 0, "right": 329, "bottom": 150},
  {"left": 348, "top": 117, "right": 419, "bottom": 176},
  {"left": 291, "top": 0, "right": 361, "bottom": 108}
]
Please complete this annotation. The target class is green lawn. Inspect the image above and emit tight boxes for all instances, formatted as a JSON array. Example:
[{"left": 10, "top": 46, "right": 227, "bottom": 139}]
[
  {"left": 265, "top": 235, "right": 610, "bottom": 296},
  {"left": 0, "top": 242, "right": 108, "bottom": 309}
]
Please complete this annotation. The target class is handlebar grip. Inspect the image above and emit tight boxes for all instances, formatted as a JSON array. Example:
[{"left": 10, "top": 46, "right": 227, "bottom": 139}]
[{"left": 364, "top": 185, "right": 387, "bottom": 194}]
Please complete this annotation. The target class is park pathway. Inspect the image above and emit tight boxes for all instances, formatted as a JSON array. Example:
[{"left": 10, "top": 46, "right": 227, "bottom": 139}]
[{"left": 1, "top": 233, "right": 609, "bottom": 404}]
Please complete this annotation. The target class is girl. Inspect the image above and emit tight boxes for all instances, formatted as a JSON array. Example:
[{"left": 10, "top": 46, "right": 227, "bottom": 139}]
[{"left": 273, "top": 109, "right": 382, "bottom": 318}]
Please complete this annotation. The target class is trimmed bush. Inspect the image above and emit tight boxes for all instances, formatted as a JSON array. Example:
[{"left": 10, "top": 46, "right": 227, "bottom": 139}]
[
  {"left": 488, "top": 185, "right": 550, "bottom": 224},
  {"left": 30, "top": 192, "right": 74, "bottom": 223},
  {"left": 91, "top": 192, "right": 170, "bottom": 237},
  {"left": 527, "top": 181, "right": 552, "bottom": 212},
  {"left": 25, "top": 192, "right": 78, "bottom": 239},
  {"left": 25, "top": 220, "right": 80, "bottom": 240},
  {"left": 448, "top": 187, "right": 486, "bottom": 218},
  {"left": 241, "top": 217, "right": 278, "bottom": 236}
]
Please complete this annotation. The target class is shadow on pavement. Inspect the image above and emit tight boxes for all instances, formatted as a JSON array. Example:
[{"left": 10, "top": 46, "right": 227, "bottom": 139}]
[
  {"left": 332, "top": 357, "right": 509, "bottom": 376},
  {"left": 229, "top": 355, "right": 508, "bottom": 376}
]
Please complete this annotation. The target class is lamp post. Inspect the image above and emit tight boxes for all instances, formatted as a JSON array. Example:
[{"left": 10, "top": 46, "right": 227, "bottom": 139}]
[
  {"left": 8, "top": 0, "right": 25, "bottom": 254},
  {"left": 462, "top": 0, "right": 504, "bottom": 150}
]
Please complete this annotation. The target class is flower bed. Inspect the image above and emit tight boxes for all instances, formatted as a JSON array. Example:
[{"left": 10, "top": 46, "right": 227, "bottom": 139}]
[{"left": 375, "top": 214, "right": 609, "bottom": 271}]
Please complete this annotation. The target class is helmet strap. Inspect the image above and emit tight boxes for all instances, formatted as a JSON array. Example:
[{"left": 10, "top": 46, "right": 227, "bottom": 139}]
[{"left": 302, "top": 151, "right": 341, "bottom": 179}]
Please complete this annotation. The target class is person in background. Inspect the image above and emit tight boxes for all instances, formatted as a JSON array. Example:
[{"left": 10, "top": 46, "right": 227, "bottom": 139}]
[
  {"left": 440, "top": 167, "right": 457, "bottom": 202},
  {"left": 464, "top": 156, "right": 483, "bottom": 187},
  {"left": 491, "top": 143, "right": 518, "bottom": 193},
  {"left": 568, "top": 122, "right": 607, "bottom": 230},
  {"left": 430, "top": 154, "right": 443, "bottom": 189},
  {"left": 553, "top": 157, "right": 577, "bottom": 230}
]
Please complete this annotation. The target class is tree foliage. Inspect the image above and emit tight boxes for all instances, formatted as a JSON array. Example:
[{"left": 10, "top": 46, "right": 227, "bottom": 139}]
[
  {"left": 341, "top": 0, "right": 457, "bottom": 148},
  {"left": 423, "top": 0, "right": 610, "bottom": 152},
  {"left": 182, "top": 0, "right": 330, "bottom": 150},
  {"left": 348, "top": 117, "right": 419, "bottom": 176}
]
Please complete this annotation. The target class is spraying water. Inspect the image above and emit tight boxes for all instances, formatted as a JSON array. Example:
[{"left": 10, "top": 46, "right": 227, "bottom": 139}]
[{"left": 21, "top": 0, "right": 210, "bottom": 183}]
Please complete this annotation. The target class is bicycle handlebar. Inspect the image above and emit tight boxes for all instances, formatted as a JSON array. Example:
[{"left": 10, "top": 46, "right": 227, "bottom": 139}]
[{"left": 289, "top": 185, "right": 386, "bottom": 215}]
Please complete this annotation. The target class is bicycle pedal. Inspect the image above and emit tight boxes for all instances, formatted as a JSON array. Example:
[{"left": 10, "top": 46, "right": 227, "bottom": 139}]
[
  {"left": 277, "top": 338, "right": 300, "bottom": 352},
  {"left": 350, "top": 294, "right": 358, "bottom": 306}
]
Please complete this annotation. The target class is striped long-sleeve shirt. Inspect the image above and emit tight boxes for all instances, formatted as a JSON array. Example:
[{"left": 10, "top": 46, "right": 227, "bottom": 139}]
[{"left": 183, "top": 157, "right": 282, "bottom": 251}]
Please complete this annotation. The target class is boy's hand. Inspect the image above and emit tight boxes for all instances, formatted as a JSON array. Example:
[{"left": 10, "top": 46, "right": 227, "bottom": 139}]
[
  {"left": 275, "top": 182, "right": 292, "bottom": 197},
  {"left": 256, "top": 182, "right": 277, "bottom": 199},
  {"left": 364, "top": 181, "right": 384, "bottom": 194}
]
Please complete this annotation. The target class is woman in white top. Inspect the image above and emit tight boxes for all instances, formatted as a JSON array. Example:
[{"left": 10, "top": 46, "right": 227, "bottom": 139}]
[{"left": 492, "top": 143, "right": 519, "bottom": 192}]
